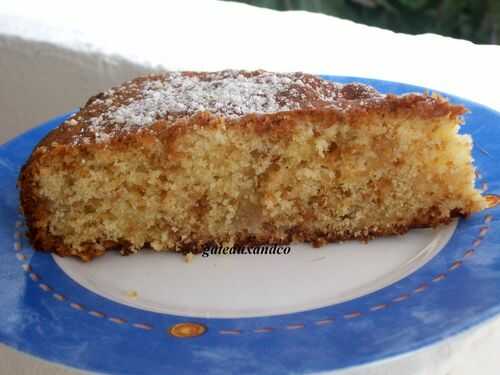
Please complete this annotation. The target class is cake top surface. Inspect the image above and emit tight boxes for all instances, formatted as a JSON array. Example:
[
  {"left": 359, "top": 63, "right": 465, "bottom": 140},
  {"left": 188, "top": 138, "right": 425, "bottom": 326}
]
[
  {"left": 92, "top": 70, "right": 378, "bottom": 124},
  {"left": 56, "top": 70, "right": 463, "bottom": 145}
]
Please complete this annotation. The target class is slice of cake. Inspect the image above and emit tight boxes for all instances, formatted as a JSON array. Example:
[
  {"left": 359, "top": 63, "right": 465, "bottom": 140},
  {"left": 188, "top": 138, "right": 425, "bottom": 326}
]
[{"left": 19, "top": 70, "right": 486, "bottom": 261}]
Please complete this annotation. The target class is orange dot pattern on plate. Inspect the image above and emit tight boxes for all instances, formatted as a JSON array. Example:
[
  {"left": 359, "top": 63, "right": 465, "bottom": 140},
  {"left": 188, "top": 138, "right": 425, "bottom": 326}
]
[
  {"left": 168, "top": 322, "right": 207, "bottom": 338},
  {"left": 485, "top": 194, "right": 500, "bottom": 209}
]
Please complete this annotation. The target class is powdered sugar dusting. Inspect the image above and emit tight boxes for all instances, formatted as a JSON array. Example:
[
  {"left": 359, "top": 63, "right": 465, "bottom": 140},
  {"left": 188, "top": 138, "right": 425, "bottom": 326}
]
[
  {"left": 91, "top": 71, "right": 338, "bottom": 127},
  {"left": 66, "top": 70, "right": 384, "bottom": 144}
]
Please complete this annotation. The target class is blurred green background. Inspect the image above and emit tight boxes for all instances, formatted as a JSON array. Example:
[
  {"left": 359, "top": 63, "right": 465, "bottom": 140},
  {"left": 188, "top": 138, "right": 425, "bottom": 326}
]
[{"left": 228, "top": 0, "right": 500, "bottom": 44}]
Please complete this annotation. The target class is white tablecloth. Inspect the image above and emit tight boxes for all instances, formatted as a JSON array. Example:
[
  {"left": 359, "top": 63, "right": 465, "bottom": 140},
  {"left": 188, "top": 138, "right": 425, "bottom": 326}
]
[{"left": 1, "top": 1, "right": 500, "bottom": 373}]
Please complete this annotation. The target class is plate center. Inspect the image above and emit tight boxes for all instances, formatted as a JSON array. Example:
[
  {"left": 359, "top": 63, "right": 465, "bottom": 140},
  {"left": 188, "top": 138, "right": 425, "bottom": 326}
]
[{"left": 54, "top": 223, "right": 457, "bottom": 318}]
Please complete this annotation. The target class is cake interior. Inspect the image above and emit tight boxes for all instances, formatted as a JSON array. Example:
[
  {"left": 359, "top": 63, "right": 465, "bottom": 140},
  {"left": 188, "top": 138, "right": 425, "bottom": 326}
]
[{"left": 33, "top": 113, "right": 485, "bottom": 258}]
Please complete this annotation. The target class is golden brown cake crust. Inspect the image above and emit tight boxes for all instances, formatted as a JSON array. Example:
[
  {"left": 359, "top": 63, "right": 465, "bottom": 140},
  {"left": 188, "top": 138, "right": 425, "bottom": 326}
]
[
  {"left": 19, "top": 70, "right": 471, "bottom": 261},
  {"left": 32, "top": 70, "right": 466, "bottom": 149}
]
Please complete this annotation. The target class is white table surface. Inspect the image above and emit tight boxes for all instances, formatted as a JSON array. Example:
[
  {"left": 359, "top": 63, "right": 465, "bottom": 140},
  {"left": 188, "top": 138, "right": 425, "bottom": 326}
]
[{"left": 1, "top": 1, "right": 500, "bottom": 374}]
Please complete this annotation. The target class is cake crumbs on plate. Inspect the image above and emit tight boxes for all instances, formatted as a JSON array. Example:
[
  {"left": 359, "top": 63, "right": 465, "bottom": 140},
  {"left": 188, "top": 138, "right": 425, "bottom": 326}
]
[
  {"left": 185, "top": 252, "right": 194, "bottom": 263},
  {"left": 126, "top": 290, "right": 138, "bottom": 299}
]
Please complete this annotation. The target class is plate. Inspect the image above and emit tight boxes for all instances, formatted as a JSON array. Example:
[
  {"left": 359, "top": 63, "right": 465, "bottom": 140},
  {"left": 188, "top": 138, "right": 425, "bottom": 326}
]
[{"left": 1, "top": 76, "right": 499, "bottom": 375}]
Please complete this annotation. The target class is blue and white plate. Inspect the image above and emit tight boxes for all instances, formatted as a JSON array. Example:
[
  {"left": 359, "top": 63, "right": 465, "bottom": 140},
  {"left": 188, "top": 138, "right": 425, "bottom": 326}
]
[{"left": 1, "top": 76, "right": 499, "bottom": 375}]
